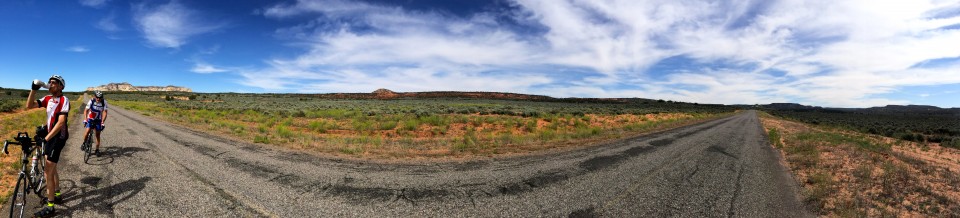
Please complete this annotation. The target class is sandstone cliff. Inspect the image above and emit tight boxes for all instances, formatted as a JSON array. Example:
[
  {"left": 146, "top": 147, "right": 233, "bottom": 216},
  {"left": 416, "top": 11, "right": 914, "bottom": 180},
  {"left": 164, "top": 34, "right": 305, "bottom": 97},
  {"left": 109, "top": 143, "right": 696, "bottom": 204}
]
[{"left": 86, "top": 82, "right": 192, "bottom": 92}]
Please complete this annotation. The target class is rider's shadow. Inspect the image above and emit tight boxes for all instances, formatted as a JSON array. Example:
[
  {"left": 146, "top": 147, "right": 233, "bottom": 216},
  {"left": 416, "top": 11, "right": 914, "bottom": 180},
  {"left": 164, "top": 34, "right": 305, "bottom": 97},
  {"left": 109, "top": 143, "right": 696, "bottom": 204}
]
[
  {"left": 84, "top": 146, "right": 150, "bottom": 165},
  {"left": 57, "top": 176, "right": 152, "bottom": 216}
]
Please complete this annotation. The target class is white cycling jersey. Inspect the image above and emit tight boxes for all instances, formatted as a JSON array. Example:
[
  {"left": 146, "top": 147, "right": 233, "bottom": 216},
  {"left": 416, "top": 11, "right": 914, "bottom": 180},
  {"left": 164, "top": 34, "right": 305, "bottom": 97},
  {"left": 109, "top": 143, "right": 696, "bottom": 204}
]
[{"left": 37, "top": 95, "right": 70, "bottom": 138}]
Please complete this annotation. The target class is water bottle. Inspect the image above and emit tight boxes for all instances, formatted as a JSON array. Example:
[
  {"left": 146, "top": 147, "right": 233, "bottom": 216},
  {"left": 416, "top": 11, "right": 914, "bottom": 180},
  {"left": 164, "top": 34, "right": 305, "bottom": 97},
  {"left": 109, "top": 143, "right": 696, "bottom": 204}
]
[
  {"left": 32, "top": 79, "right": 48, "bottom": 90},
  {"left": 30, "top": 155, "right": 37, "bottom": 172}
]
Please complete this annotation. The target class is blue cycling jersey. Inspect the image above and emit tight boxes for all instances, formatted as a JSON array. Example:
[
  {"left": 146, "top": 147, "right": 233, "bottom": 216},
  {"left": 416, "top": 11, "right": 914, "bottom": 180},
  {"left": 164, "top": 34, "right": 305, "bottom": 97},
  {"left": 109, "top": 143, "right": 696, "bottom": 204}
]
[{"left": 86, "top": 99, "right": 108, "bottom": 120}]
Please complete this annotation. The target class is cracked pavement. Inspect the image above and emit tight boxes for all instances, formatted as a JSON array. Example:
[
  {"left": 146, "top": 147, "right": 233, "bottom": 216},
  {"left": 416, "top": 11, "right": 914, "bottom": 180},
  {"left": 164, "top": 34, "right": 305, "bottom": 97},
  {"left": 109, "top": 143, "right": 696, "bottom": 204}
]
[{"left": 3, "top": 108, "right": 811, "bottom": 217}]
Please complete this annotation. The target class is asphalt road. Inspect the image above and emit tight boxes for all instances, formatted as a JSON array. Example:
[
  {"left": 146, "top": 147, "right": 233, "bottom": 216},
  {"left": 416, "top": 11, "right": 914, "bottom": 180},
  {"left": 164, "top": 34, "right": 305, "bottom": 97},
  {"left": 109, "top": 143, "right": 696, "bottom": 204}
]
[{"left": 3, "top": 107, "right": 811, "bottom": 217}]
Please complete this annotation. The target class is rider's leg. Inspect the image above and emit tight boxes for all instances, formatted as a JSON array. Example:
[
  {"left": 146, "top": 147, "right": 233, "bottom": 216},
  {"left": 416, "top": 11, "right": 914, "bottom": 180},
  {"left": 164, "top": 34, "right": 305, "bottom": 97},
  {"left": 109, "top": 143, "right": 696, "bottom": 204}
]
[
  {"left": 95, "top": 129, "right": 102, "bottom": 150},
  {"left": 52, "top": 163, "right": 59, "bottom": 197},
  {"left": 43, "top": 137, "right": 64, "bottom": 204},
  {"left": 44, "top": 160, "right": 57, "bottom": 202},
  {"left": 82, "top": 127, "right": 92, "bottom": 143}
]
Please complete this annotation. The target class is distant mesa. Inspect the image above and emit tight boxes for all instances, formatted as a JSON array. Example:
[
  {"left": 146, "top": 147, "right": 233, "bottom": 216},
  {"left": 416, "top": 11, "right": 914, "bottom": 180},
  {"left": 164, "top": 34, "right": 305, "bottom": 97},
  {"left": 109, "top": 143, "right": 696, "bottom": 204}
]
[
  {"left": 763, "top": 103, "right": 819, "bottom": 110},
  {"left": 86, "top": 82, "right": 192, "bottom": 92},
  {"left": 372, "top": 88, "right": 398, "bottom": 98}
]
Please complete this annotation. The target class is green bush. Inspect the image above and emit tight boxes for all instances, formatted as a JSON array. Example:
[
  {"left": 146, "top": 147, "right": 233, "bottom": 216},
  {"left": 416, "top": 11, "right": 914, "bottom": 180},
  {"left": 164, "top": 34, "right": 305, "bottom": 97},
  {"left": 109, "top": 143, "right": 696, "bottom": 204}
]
[
  {"left": 377, "top": 121, "right": 398, "bottom": 130},
  {"left": 254, "top": 135, "right": 270, "bottom": 143},
  {"left": 401, "top": 119, "right": 419, "bottom": 131},
  {"left": 943, "top": 137, "right": 960, "bottom": 149},
  {"left": 538, "top": 129, "right": 556, "bottom": 141},
  {"left": 525, "top": 120, "right": 537, "bottom": 132},
  {"left": 768, "top": 128, "right": 784, "bottom": 148},
  {"left": 0, "top": 100, "right": 21, "bottom": 113},
  {"left": 276, "top": 125, "right": 294, "bottom": 138},
  {"left": 352, "top": 120, "right": 374, "bottom": 132},
  {"left": 308, "top": 120, "right": 338, "bottom": 133}
]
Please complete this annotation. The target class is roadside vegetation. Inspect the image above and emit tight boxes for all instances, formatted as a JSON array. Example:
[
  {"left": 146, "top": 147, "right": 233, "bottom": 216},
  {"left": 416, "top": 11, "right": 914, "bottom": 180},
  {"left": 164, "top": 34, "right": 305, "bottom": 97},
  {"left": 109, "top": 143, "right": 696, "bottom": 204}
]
[
  {"left": 107, "top": 92, "right": 735, "bottom": 158},
  {"left": 760, "top": 112, "right": 960, "bottom": 216},
  {"left": 766, "top": 108, "right": 960, "bottom": 149},
  {"left": 0, "top": 88, "right": 35, "bottom": 113}
]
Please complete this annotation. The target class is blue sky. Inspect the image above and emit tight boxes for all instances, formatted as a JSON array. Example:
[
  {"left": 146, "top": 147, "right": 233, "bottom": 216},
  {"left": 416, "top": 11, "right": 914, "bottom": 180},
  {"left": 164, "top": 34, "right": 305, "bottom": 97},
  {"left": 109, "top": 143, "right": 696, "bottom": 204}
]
[{"left": 1, "top": 0, "right": 959, "bottom": 108}]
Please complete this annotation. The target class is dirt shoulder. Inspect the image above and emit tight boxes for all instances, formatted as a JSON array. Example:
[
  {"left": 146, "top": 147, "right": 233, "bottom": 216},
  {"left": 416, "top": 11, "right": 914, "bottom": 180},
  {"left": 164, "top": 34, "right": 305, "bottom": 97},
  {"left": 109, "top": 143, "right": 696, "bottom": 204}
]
[{"left": 760, "top": 113, "right": 960, "bottom": 216}]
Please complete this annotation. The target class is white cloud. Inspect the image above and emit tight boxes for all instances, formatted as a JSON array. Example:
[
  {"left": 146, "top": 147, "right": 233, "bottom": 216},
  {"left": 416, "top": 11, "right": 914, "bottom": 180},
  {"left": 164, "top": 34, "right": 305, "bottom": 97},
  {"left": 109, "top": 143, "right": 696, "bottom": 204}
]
[
  {"left": 79, "top": 0, "right": 108, "bottom": 8},
  {"left": 96, "top": 12, "right": 121, "bottom": 32},
  {"left": 65, "top": 46, "right": 89, "bottom": 53},
  {"left": 133, "top": 1, "right": 223, "bottom": 48},
  {"left": 239, "top": 0, "right": 960, "bottom": 107},
  {"left": 191, "top": 62, "right": 229, "bottom": 73}
]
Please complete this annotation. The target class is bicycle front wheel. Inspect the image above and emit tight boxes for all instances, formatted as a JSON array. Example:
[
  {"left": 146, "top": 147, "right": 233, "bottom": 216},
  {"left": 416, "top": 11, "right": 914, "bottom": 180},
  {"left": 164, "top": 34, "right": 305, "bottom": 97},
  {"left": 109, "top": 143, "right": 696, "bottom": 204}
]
[
  {"left": 83, "top": 132, "right": 93, "bottom": 163},
  {"left": 9, "top": 175, "right": 28, "bottom": 218}
]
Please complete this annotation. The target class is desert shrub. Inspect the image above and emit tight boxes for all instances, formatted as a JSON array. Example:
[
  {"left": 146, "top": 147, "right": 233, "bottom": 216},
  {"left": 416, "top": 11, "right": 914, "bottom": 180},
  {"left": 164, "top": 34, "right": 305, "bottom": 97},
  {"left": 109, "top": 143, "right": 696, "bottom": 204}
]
[
  {"left": 254, "top": 135, "right": 270, "bottom": 143},
  {"left": 276, "top": 125, "right": 294, "bottom": 138},
  {"left": 768, "top": 128, "right": 784, "bottom": 148}
]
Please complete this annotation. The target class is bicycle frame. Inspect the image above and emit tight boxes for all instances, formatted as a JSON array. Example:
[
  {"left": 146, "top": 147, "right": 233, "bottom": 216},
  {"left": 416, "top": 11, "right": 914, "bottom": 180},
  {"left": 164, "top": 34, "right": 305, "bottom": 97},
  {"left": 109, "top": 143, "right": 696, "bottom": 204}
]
[{"left": 3, "top": 132, "right": 42, "bottom": 218}]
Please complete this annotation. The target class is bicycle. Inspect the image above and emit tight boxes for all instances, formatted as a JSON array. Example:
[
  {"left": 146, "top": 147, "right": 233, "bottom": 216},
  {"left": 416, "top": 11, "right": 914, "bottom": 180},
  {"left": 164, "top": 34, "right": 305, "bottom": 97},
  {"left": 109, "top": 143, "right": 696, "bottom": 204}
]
[
  {"left": 2, "top": 126, "right": 48, "bottom": 218},
  {"left": 80, "top": 121, "right": 95, "bottom": 163}
]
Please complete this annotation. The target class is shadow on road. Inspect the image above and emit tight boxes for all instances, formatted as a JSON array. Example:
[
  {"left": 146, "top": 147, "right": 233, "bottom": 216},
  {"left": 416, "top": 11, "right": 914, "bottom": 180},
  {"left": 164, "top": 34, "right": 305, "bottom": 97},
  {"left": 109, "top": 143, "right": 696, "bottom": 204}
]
[
  {"left": 58, "top": 177, "right": 152, "bottom": 216},
  {"left": 83, "top": 146, "right": 151, "bottom": 165}
]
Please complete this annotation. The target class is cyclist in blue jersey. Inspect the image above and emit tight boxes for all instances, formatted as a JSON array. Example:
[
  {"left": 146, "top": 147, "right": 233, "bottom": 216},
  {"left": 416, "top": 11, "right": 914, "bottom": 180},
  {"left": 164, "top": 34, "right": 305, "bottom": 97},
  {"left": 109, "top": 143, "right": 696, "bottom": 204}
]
[{"left": 83, "top": 91, "right": 108, "bottom": 156}]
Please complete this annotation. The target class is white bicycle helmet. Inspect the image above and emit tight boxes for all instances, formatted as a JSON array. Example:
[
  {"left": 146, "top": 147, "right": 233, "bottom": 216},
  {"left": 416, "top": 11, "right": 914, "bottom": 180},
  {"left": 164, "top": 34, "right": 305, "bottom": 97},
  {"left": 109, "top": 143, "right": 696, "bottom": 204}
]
[{"left": 49, "top": 75, "right": 65, "bottom": 88}]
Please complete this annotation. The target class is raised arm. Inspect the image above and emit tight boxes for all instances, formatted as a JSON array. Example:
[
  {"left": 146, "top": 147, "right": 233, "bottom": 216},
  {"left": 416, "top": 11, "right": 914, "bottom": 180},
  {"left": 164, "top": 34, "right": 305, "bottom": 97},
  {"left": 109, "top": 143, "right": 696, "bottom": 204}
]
[
  {"left": 26, "top": 89, "right": 38, "bottom": 108},
  {"left": 26, "top": 80, "right": 43, "bottom": 108}
]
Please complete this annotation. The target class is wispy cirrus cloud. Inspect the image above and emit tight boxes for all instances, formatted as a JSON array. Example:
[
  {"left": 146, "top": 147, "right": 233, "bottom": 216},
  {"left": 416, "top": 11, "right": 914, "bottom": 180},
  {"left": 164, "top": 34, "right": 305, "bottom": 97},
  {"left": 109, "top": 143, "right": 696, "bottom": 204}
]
[
  {"left": 65, "top": 46, "right": 90, "bottom": 53},
  {"left": 238, "top": 0, "right": 960, "bottom": 107},
  {"left": 79, "top": 0, "right": 108, "bottom": 8},
  {"left": 188, "top": 45, "right": 229, "bottom": 73},
  {"left": 133, "top": 1, "right": 224, "bottom": 48},
  {"left": 191, "top": 62, "right": 230, "bottom": 73},
  {"left": 248, "top": 0, "right": 551, "bottom": 92},
  {"left": 96, "top": 12, "right": 121, "bottom": 32}
]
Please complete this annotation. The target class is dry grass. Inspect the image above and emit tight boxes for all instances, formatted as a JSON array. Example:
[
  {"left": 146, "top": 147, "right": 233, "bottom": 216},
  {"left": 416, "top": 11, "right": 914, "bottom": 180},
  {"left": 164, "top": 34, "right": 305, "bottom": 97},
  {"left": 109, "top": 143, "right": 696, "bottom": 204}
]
[
  {"left": 759, "top": 112, "right": 960, "bottom": 216},
  {"left": 112, "top": 100, "right": 730, "bottom": 160}
]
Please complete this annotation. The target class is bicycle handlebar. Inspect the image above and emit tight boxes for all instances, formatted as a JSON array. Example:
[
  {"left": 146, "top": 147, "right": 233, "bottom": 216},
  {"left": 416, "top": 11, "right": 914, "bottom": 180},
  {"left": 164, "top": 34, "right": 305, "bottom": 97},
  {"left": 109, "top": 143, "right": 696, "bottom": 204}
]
[
  {"left": 2, "top": 132, "right": 34, "bottom": 155},
  {"left": 2, "top": 141, "right": 10, "bottom": 155}
]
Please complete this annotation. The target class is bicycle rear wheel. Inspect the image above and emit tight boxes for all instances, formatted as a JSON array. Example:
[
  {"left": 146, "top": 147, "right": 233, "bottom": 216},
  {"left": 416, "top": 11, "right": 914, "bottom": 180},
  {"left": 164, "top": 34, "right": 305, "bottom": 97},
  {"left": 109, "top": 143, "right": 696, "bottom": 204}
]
[{"left": 9, "top": 175, "right": 28, "bottom": 218}]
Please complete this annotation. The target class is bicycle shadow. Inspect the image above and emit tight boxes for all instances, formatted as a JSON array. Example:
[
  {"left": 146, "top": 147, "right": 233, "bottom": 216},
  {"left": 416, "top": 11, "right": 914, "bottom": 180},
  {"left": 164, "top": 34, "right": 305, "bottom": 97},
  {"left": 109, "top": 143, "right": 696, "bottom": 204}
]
[
  {"left": 56, "top": 176, "right": 152, "bottom": 216},
  {"left": 83, "top": 146, "right": 150, "bottom": 165}
]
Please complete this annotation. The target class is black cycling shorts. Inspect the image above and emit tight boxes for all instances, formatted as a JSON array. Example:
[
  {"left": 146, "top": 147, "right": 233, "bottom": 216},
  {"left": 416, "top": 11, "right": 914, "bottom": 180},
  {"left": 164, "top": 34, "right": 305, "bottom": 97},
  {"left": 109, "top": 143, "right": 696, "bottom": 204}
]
[{"left": 44, "top": 136, "right": 67, "bottom": 163}]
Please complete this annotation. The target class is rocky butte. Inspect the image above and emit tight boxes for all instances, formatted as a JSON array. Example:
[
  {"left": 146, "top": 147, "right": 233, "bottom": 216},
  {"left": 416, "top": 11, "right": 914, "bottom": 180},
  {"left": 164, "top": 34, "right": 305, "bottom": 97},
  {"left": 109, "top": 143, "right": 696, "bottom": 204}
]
[{"left": 86, "top": 82, "right": 192, "bottom": 92}]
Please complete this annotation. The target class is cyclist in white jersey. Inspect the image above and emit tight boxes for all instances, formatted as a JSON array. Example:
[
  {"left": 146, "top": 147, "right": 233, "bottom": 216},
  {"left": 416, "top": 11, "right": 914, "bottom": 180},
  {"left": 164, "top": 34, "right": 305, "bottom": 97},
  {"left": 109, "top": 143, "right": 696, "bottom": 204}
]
[
  {"left": 83, "top": 90, "right": 108, "bottom": 156},
  {"left": 26, "top": 75, "right": 69, "bottom": 217}
]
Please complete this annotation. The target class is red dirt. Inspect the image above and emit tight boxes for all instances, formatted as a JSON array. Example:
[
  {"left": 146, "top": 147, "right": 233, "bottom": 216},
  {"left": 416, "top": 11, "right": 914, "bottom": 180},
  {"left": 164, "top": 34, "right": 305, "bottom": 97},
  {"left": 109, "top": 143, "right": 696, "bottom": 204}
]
[{"left": 760, "top": 115, "right": 960, "bottom": 216}]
